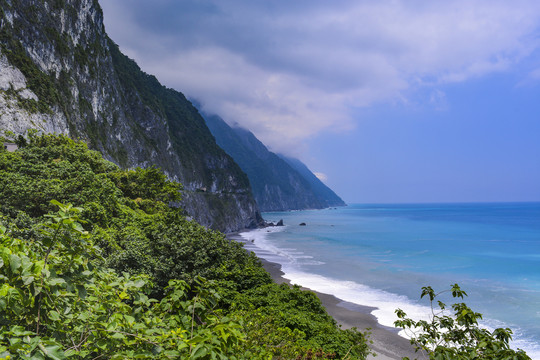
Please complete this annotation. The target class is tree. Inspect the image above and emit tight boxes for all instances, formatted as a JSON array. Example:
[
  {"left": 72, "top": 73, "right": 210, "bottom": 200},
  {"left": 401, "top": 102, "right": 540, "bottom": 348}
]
[
  {"left": 0, "top": 201, "right": 247, "bottom": 359},
  {"left": 395, "top": 284, "right": 531, "bottom": 360}
]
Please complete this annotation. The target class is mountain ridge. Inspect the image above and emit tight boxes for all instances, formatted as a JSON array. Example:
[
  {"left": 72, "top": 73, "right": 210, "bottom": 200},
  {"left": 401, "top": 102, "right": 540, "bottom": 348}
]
[{"left": 203, "top": 112, "right": 346, "bottom": 212}]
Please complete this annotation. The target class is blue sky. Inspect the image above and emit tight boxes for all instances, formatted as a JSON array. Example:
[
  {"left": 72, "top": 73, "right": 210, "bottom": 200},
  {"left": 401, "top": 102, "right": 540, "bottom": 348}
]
[{"left": 101, "top": 0, "right": 540, "bottom": 203}]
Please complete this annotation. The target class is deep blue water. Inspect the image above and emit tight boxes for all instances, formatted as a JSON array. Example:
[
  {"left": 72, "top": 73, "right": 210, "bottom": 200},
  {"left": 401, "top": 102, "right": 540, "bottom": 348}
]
[{"left": 241, "top": 203, "right": 540, "bottom": 359}]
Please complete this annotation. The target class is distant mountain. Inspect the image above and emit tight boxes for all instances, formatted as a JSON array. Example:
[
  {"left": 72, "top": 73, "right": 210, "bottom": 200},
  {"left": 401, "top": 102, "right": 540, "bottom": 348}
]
[
  {"left": 278, "top": 155, "right": 346, "bottom": 208},
  {"left": 203, "top": 113, "right": 345, "bottom": 211}
]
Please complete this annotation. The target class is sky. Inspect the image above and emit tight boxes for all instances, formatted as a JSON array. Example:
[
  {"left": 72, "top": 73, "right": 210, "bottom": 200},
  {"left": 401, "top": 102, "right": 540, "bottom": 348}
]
[{"left": 101, "top": 0, "right": 540, "bottom": 203}]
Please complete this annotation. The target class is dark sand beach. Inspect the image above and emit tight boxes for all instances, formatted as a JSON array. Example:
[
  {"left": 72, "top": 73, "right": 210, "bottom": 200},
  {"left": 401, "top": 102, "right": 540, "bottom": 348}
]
[{"left": 230, "top": 234, "right": 421, "bottom": 360}]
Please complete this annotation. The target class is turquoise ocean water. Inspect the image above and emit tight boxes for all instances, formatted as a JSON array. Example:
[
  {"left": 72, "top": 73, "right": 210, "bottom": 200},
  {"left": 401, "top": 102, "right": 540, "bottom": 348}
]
[{"left": 240, "top": 203, "right": 540, "bottom": 359}]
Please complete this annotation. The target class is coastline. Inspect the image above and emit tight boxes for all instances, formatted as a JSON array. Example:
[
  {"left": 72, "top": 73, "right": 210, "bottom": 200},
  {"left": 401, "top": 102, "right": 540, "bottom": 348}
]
[{"left": 229, "top": 232, "right": 420, "bottom": 360}]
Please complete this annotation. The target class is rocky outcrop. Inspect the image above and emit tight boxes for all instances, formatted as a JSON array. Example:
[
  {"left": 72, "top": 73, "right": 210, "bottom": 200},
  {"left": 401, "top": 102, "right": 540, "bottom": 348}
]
[
  {"left": 0, "top": 53, "right": 69, "bottom": 135},
  {"left": 0, "top": 0, "right": 262, "bottom": 232}
]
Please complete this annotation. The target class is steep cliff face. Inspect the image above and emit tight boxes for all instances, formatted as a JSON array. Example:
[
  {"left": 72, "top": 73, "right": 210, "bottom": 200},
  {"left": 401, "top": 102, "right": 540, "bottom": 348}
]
[
  {"left": 0, "top": 0, "right": 262, "bottom": 232},
  {"left": 204, "top": 113, "right": 345, "bottom": 211}
]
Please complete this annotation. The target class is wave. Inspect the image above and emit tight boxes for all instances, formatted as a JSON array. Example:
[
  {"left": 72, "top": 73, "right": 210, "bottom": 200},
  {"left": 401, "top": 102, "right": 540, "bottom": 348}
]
[
  {"left": 239, "top": 227, "right": 540, "bottom": 359},
  {"left": 282, "top": 267, "right": 540, "bottom": 359}
]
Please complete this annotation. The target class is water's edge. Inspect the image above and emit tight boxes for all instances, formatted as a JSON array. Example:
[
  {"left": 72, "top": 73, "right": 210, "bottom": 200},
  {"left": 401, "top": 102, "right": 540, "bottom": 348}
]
[
  {"left": 229, "top": 231, "right": 419, "bottom": 360},
  {"left": 233, "top": 204, "right": 540, "bottom": 360}
]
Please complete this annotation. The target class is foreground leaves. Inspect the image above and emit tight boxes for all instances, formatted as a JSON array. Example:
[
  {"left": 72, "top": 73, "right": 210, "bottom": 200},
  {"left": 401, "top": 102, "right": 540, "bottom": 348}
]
[
  {"left": 0, "top": 203, "right": 247, "bottom": 359},
  {"left": 395, "top": 284, "right": 531, "bottom": 360}
]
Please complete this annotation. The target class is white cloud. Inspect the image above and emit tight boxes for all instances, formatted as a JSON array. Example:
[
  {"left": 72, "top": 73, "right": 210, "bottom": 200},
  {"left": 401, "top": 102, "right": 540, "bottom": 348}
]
[
  {"left": 314, "top": 172, "right": 328, "bottom": 183},
  {"left": 101, "top": 0, "right": 540, "bottom": 154},
  {"left": 429, "top": 89, "right": 448, "bottom": 111}
]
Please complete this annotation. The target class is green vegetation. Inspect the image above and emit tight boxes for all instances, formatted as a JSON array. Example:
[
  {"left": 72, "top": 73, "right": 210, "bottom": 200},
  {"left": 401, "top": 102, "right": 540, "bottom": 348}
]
[
  {"left": 0, "top": 34, "right": 58, "bottom": 114},
  {"left": 395, "top": 284, "right": 531, "bottom": 360},
  {"left": 0, "top": 133, "right": 532, "bottom": 359},
  {"left": 107, "top": 38, "right": 251, "bottom": 191},
  {"left": 0, "top": 133, "right": 370, "bottom": 359},
  {"left": 0, "top": 201, "right": 247, "bottom": 359}
]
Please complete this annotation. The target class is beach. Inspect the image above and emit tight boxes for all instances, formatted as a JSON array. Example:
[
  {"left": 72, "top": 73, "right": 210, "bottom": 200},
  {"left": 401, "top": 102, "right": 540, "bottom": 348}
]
[{"left": 230, "top": 233, "right": 420, "bottom": 360}]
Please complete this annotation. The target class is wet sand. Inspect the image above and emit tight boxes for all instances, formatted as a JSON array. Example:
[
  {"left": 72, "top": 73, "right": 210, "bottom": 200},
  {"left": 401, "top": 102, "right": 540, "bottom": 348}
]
[
  {"left": 229, "top": 233, "right": 421, "bottom": 359},
  {"left": 260, "top": 258, "right": 420, "bottom": 360}
]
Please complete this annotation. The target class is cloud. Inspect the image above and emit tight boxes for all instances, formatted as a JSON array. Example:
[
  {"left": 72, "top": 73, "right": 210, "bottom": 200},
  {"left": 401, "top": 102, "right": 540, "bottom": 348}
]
[
  {"left": 429, "top": 90, "right": 448, "bottom": 111},
  {"left": 313, "top": 172, "right": 328, "bottom": 183},
  {"left": 516, "top": 67, "right": 540, "bottom": 87},
  {"left": 101, "top": 0, "right": 540, "bottom": 154}
]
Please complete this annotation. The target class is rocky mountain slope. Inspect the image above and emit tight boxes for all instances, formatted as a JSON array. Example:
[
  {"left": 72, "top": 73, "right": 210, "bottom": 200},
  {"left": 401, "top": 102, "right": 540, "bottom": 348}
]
[
  {"left": 278, "top": 155, "right": 346, "bottom": 208},
  {"left": 203, "top": 113, "right": 345, "bottom": 211},
  {"left": 0, "top": 0, "right": 262, "bottom": 232}
]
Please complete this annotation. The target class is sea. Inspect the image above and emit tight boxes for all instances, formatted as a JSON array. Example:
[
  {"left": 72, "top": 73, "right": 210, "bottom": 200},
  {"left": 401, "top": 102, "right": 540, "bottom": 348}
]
[{"left": 240, "top": 203, "right": 540, "bottom": 359}]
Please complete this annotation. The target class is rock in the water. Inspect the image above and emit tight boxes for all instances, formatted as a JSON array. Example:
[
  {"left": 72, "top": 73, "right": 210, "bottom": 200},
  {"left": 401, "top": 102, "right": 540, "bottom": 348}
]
[
  {"left": 277, "top": 219, "right": 284, "bottom": 226},
  {"left": 299, "top": 222, "right": 306, "bottom": 226}
]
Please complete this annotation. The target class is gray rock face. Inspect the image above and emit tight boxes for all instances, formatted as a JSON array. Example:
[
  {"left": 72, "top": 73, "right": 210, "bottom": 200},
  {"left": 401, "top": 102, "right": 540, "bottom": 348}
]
[
  {"left": 0, "top": 53, "right": 69, "bottom": 135},
  {"left": 0, "top": 0, "right": 262, "bottom": 232}
]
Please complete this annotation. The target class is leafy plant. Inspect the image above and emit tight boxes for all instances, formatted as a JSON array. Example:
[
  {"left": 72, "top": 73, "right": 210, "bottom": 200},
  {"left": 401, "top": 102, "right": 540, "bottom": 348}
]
[
  {"left": 0, "top": 134, "right": 370, "bottom": 358},
  {"left": 0, "top": 201, "right": 251, "bottom": 359},
  {"left": 395, "top": 284, "right": 531, "bottom": 360},
  {"left": 232, "top": 283, "right": 371, "bottom": 359}
]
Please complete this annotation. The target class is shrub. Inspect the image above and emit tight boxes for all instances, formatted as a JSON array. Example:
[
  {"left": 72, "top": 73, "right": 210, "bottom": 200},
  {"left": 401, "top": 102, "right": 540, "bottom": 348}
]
[{"left": 395, "top": 284, "right": 531, "bottom": 360}]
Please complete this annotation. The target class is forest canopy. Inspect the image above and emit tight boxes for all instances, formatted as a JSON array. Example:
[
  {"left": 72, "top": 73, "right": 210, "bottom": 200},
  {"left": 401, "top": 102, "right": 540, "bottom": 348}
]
[{"left": 0, "top": 133, "right": 369, "bottom": 359}]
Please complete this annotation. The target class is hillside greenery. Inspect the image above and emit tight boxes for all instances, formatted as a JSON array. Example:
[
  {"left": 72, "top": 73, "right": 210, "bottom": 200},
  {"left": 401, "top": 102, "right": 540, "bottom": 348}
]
[
  {"left": 0, "top": 133, "right": 370, "bottom": 359},
  {"left": 107, "top": 39, "right": 251, "bottom": 191}
]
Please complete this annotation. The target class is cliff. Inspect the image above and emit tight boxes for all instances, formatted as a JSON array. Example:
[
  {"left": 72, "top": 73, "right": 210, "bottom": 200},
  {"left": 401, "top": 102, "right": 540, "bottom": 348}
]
[
  {"left": 0, "top": 0, "right": 262, "bottom": 232},
  {"left": 203, "top": 112, "right": 345, "bottom": 211}
]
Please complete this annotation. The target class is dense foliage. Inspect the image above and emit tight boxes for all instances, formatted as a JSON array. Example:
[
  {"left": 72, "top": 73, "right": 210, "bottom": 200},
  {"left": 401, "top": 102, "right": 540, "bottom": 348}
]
[
  {"left": 0, "top": 202, "right": 248, "bottom": 359},
  {"left": 395, "top": 284, "right": 531, "bottom": 360},
  {"left": 0, "top": 133, "right": 370, "bottom": 359}
]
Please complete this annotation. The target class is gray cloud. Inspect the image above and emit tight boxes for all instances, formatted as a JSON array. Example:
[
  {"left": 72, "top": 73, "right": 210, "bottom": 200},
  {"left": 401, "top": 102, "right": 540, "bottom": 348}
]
[{"left": 101, "top": 0, "right": 540, "bottom": 155}]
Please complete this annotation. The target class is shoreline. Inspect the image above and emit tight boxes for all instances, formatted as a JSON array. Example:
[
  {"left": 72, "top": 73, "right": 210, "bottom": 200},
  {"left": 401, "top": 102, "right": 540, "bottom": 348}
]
[{"left": 229, "top": 232, "right": 420, "bottom": 360}]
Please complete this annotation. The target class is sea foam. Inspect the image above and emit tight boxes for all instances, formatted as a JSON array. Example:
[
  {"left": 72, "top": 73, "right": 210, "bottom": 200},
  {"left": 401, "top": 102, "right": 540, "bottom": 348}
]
[
  {"left": 240, "top": 227, "right": 430, "bottom": 337},
  {"left": 240, "top": 224, "right": 540, "bottom": 359}
]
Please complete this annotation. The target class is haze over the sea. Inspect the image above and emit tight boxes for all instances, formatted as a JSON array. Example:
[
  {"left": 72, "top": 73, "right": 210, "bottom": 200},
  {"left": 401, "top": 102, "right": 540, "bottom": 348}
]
[{"left": 102, "top": 0, "right": 540, "bottom": 204}]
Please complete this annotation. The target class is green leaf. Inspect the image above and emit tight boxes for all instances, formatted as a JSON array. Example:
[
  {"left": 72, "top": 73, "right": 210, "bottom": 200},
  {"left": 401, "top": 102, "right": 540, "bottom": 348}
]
[
  {"left": 11, "top": 325, "right": 34, "bottom": 336},
  {"left": 76, "top": 284, "right": 87, "bottom": 299},
  {"left": 163, "top": 350, "right": 181, "bottom": 357},
  {"left": 134, "top": 279, "right": 146, "bottom": 288},
  {"left": 48, "top": 310, "right": 60, "bottom": 321},
  {"left": 9, "top": 253, "right": 21, "bottom": 273},
  {"left": 39, "top": 343, "right": 66, "bottom": 360},
  {"left": 111, "top": 332, "right": 125, "bottom": 340},
  {"left": 49, "top": 199, "right": 64, "bottom": 208},
  {"left": 190, "top": 344, "right": 208, "bottom": 359},
  {"left": 124, "top": 315, "right": 135, "bottom": 325},
  {"left": 48, "top": 277, "right": 66, "bottom": 286},
  {"left": 77, "top": 311, "right": 91, "bottom": 321},
  {"left": 23, "top": 275, "right": 35, "bottom": 286}
]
